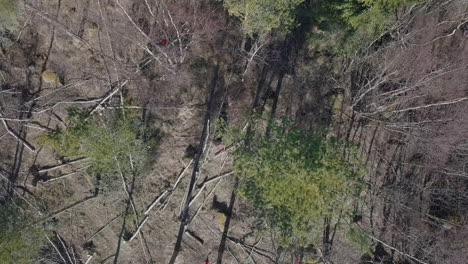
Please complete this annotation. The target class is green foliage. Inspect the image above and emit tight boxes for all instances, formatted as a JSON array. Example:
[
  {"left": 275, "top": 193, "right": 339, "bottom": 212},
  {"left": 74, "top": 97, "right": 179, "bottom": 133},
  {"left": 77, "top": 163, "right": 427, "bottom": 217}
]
[
  {"left": 360, "top": 0, "right": 425, "bottom": 10},
  {"left": 0, "top": 0, "right": 21, "bottom": 31},
  {"left": 307, "top": 0, "right": 427, "bottom": 56},
  {"left": 346, "top": 224, "right": 372, "bottom": 253},
  {"left": 0, "top": 203, "right": 45, "bottom": 264},
  {"left": 215, "top": 117, "right": 244, "bottom": 146},
  {"left": 38, "top": 108, "right": 157, "bottom": 183},
  {"left": 219, "top": 0, "right": 305, "bottom": 35},
  {"left": 230, "top": 120, "right": 365, "bottom": 246}
]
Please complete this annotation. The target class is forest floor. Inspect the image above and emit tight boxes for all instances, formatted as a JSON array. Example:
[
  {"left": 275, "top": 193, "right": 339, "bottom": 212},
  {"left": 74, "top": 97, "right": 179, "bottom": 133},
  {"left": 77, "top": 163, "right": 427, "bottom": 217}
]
[{"left": 0, "top": 0, "right": 467, "bottom": 264}]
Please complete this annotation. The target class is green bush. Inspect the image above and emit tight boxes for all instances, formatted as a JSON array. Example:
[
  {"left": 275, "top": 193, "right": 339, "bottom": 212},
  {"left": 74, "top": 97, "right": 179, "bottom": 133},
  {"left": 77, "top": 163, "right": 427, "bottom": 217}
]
[
  {"left": 230, "top": 120, "right": 365, "bottom": 246},
  {"left": 0, "top": 0, "right": 21, "bottom": 31},
  {"left": 38, "top": 108, "right": 157, "bottom": 183},
  {"left": 0, "top": 203, "right": 45, "bottom": 264}
]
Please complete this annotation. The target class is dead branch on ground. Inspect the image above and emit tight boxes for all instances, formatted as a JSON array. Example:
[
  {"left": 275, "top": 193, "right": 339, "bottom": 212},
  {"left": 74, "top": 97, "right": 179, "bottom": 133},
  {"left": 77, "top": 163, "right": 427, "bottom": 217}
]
[
  {"left": 0, "top": 111, "right": 35, "bottom": 152},
  {"left": 38, "top": 158, "right": 90, "bottom": 173},
  {"left": 85, "top": 213, "right": 123, "bottom": 242}
]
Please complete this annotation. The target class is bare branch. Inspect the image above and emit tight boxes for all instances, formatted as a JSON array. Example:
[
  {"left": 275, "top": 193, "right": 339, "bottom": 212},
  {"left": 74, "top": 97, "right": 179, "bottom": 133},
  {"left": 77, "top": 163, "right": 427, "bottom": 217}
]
[
  {"left": 87, "top": 83, "right": 125, "bottom": 117},
  {"left": 85, "top": 213, "right": 123, "bottom": 242},
  {"left": 173, "top": 159, "right": 193, "bottom": 190},
  {"left": 127, "top": 215, "right": 149, "bottom": 243},
  {"left": 84, "top": 255, "right": 93, "bottom": 264},
  {"left": 408, "top": 20, "right": 468, "bottom": 46},
  {"left": 38, "top": 158, "right": 90, "bottom": 173},
  {"left": 144, "top": 190, "right": 168, "bottom": 215},
  {"left": 57, "top": 233, "right": 74, "bottom": 264},
  {"left": 144, "top": 0, "right": 155, "bottom": 17},
  {"left": 165, "top": 6, "right": 185, "bottom": 63},
  {"left": 39, "top": 165, "right": 91, "bottom": 184},
  {"left": 0, "top": 112, "right": 35, "bottom": 152},
  {"left": 45, "top": 234, "right": 68, "bottom": 264},
  {"left": 189, "top": 171, "right": 233, "bottom": 207},
  {"left": 380, "top": 96, "right": 468, "bottom": 115}
]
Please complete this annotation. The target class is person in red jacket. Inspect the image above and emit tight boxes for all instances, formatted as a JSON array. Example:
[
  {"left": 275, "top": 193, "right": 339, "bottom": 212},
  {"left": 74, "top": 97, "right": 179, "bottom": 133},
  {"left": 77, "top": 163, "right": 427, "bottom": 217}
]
[{"left": 204, "top": 257, "right": 209, "bottom": 264}]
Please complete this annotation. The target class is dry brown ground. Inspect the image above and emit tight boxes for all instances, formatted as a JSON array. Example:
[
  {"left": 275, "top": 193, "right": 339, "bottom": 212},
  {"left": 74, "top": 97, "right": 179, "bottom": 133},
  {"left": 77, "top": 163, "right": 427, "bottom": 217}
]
[{"left": 1, "top": 0, "right": 467, "bottom": 264}]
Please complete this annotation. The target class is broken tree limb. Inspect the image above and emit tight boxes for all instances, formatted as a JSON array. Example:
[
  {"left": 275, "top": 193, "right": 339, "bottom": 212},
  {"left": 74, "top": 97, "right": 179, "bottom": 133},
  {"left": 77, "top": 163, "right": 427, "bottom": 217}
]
[
  {"left": 214, "top": 145, "right": 234, "bottom": 158},
  {"left": 37, "top": 196, "right": 97, "bottom": 224},
  {"left": 188, "top": 185, "right": 205, "bottom": 208},
  {"left": 87, "top": 82, "right": 126, "bottom": 116},
  {"left": 45, "top": 235, "right": 68, "bottom": 264},
  {"left": 386, "top": 96, "right": 468, "bottom": 114},
  {"left": 227, "top": 236, "right": 275, "bottom": 263},
  {"left": 115, "top": 156, "right": 151, "bottom": 260},
  {"left": 165, "top": 6, "right": 185, "bottom": 63},
  {"left": 184, "top": 119, "right": 213, "bottom": 210},
  {"left": 201, "top": 171, "right": 234, "bottom": 186},
  {"left": 38, "top": 157, "right": 90, "bottom": 173},
  {"left": 84, "top": 255, "right": 93, "bottom": 264},
  {"left": 241, "top": 40, "right": 268, "bottom": 81},
  {"left": 189, "top": 178, "right": 222, "bottom": 224},
  {"left": 0, "top": 117, "right": 30, "bottom": 122},
  {"left": 39, "top": 165, "right": 91, "bottom": 184},
  {"left": 127, "top": 215, "right": 149, "bottom": 243},
  {"left": 57, "top": 233, "right": 74, "bottom": 264},
  {"left": 244, "top": 239, "right": 261, "bottom": 264},
  {"left": 185, "top": 229, "right": 204, "bottom": 246},
  {"left": 173, "top": 159, "right": 193, "bottom": 190},
  {"left": 32, "top": 98, "right": 102, "bottom": 114},
  {"left": 410, "top": 19, "right": 468, "bottom": 46},
  {"left": 0, "top": 112, "right": 35, "bottom": 152},
  {"left": 144, "top": 0, "right": 155, "bottom": 17},
  {"left": 130, "top": 157, "right": 194, "bottom": 213},
  {"left": 189, "top": 171, "right": 233, "bottom": 207},
  {"left": 85, "top": 213, "right": 123, "bottom": 242},
  {"left": 86, "top": 57, "right": 155, "bottom": 118},
  {"left": 144, "top": 190, "right": 169, "bottom": 215}
]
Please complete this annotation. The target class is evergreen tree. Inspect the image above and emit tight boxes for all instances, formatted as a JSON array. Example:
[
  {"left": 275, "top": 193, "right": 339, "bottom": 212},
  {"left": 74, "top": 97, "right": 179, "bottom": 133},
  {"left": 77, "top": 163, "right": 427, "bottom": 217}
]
[{"left": 231, "top": 121, "right": 365, "bottom": 245}]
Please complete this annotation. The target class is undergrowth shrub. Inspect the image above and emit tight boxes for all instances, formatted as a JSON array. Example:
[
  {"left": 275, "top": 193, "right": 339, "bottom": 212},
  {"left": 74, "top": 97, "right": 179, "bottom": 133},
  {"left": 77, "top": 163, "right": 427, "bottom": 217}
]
[
  {"left": 38, "top": 108, "right": 158, "bottom": 186},
  {"left": 0, "top": 203, "right": 45, "bottom": 264}
]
